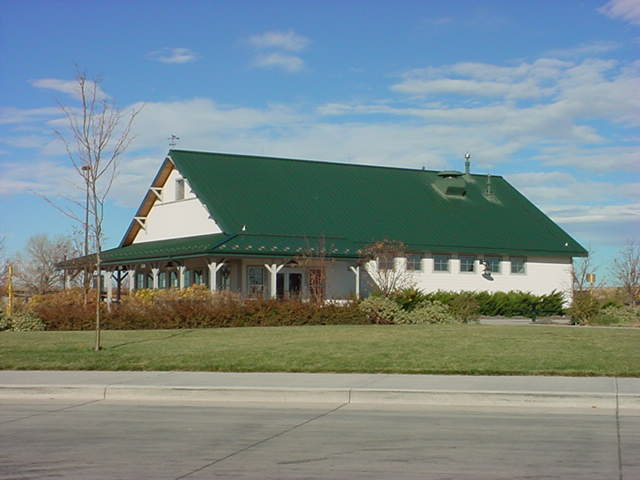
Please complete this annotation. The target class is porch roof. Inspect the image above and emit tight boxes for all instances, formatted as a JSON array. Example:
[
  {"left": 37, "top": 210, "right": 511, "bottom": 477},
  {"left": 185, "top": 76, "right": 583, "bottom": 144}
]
[{"left": 71, "top": 233, "right": 364, "bottom": 268}]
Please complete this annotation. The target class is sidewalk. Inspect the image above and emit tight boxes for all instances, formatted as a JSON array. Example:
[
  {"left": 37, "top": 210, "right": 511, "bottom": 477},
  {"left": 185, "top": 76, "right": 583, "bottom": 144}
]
[{"left": 1, "top": 370, "right": 639, "bottom": 409}]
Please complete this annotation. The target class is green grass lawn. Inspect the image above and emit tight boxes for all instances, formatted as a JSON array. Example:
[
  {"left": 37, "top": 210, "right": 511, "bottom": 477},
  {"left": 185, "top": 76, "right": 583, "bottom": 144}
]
[{"left": 1, "top": 324, "right": 639, "bottom": 376}]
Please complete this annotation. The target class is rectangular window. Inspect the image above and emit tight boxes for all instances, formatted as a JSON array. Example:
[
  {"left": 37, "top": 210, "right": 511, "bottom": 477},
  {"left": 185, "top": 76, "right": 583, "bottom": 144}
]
[
  {"left": 377, "top": 255, "right": 395, "bottom": 271},
  {"left": 460, "top": 255, "right": 476, "bottom": 273},
  {"left": 184, "top": 270, "right": 192, "bottom": 287},
  {"left": 247, "top": 266, "right": 265, "bottom": 297},
  {"left": 136, "top": 272, "right": 146, "bottom": 289},
  {"left": 433, "top": 254, "right": 450, "bottom": 272},
  {"left": 175, "top": 178, "right": 185, "bottom": 201},
  {"left": 193, "top": 269, "right": 204, "bottom": 285},
  {"left": 158, "top": 272, "right": 168, "bottom": 288},
  {"left": 169, "top": 271, "right": 179, "bottom": 288},
  {"left": 484, "top": 256, "right": 501, "bottom": 274},
  {"left": 406, "top": 254, "right": 422, "bottom": 271},
  {"left": 510, "top": 256, "right": 526, "bottom": 274}
]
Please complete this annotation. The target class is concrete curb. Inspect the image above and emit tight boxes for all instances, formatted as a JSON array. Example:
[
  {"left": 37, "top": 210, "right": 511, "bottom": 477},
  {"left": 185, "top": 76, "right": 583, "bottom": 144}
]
[{"left": 1, "top": 384, "right": 638, "bottom": 409}]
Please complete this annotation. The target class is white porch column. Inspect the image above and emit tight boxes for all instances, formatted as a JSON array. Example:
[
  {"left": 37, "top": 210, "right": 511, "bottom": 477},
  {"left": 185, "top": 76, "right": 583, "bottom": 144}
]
[
  {"left": 178, "top": 265, "right": 187, "bottom": 290},
  {"left": 64, "top": 270, "right": 71, "bottom": 290},
  {"left": 265, "top": 263, "right": 285, "bottom": 299},
  {"left": 349, "top": 265, "right": 360, "bottom": 300},
  {"left": 129, "top": 268, "right": 136, "bottom": 292},
  {"left": 208, "top": 261, "right": 225, "bottom": 292},
  {"left": 151, "top": 267, "right": 160, "bottom": 289}
]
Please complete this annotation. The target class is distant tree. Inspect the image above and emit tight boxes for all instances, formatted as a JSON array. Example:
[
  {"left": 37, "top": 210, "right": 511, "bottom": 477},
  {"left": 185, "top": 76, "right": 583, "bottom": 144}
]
[
  {"left": 611, "top": 240, "right": 640, "bottom": 306},
  {"left": 13, "top": 234, "right": 78, "bottom": 295},
  {"left": 361, "top": 239, "right": 413, "bottom": 297}
]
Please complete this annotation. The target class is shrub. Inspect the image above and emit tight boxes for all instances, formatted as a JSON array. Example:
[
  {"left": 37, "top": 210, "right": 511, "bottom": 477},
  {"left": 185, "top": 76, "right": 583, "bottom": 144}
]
[
  {"left": 397, "top": 300, "right": 458, "bottom": 324},
  {"left": 28, "top": 288, "right": 99, "bottom": 330},
  {"left": 590, "top": 305, "right": 640, "bottom": 326},
  {"left": 24, "top": 286, "right": 370, "bottom": 330},
  {"left": 449, "top": 292, "right": 480, "bottom": 323},
  {"left": 388, "top": 288, "right": 428, "bottom": 311},
  {"left": 359, "top": 296, "right": 405, "bottom": 324},
  {"left": 9, "top": 312, "right": 46, "bottom": 332},
  {"left": 568, "top": 291, "right": 600, "bottom": 325},
  {"left": 0, "top": 312, "right": 11, "bottom": 331}
]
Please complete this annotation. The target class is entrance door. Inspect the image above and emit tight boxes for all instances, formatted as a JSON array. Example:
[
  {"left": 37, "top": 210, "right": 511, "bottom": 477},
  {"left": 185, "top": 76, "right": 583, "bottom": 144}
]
[
  {"left": 288, "top": 273, "right": 302, "bottom": 299},
  {"left": 276, "top": 271, "right": 303, "bottom": 299}
]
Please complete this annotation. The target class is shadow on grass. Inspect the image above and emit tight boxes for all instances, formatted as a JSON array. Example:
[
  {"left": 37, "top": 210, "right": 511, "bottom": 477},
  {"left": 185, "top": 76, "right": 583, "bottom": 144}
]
[{"left": 108, "top": 329, "right": 195, "bottom": 350}]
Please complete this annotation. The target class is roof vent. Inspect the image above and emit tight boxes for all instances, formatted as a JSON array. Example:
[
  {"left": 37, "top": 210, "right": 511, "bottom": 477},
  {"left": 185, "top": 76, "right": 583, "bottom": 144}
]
[{"left": 435, "top": 170, "right": 466, "bottom": 197}]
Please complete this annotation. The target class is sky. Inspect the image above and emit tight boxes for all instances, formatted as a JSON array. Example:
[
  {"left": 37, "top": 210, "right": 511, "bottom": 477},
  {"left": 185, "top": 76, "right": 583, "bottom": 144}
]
[{"left": 0, "top": 0, "right": 638, "bottom": 283}]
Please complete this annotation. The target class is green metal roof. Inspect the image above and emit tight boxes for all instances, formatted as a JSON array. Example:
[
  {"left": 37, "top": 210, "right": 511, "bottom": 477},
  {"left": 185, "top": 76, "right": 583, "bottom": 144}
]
[
  {"left": 161, "top": 149, "right": 586, "bottom": 258},
  {"left": 96, "top": 233, "right": 363, "bottom": 266}
]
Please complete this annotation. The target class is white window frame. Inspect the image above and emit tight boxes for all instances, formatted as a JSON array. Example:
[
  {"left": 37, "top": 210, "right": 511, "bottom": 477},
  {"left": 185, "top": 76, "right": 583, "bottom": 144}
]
[
  {"left": 406, "top": 254, "right": 422, "bottom": 271},
  {"left": 433, "top": 254, "right": 450, "bottom": 273},
  {"left": 459, "top": 255, "right": 476, "bottom": 273},
  {"left": 484, "top": 256, "right": 502, "bottom": 274},
  {"left": 247, "top": 266, "right": 265, "bottom": 298},
  {"left": 510, "top": 256, "right": 526, "bottom": 275},
  {"left": 175, "top": 178, "right": 185, "bottom": 201}
]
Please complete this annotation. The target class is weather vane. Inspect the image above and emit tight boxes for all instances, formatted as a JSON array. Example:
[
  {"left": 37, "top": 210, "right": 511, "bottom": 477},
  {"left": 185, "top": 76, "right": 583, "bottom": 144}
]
[{"left": 168, "top": 134, "right": 180, "bottom": 147}]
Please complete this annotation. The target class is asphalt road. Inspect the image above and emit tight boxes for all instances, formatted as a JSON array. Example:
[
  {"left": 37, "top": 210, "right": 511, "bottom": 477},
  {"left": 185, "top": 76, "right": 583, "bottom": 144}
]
[{"left": 1, "top": 399, "right": 638, "bottom": 479}]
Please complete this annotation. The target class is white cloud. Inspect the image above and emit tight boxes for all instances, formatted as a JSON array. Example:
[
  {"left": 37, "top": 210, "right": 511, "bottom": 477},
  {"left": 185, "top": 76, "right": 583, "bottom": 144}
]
[
  {"left": 252, "top": 53, "right": 304, "bottom": 72},
  {"left": 147, "top": 47, "right": 198, "bottom": 64},
  {"left": 0, "top": 107, "right": 60, "bottom": 125},
  {"left": 545, "top": 41, "right": 620, "bottom": 58},
  {"left": 599, "top": 0, "right": 640, "bottom": 24},
  {"left": 30, "top": 78, "right": 108, "bottom": 100},
  {"left": 248, "top": 30, "right": 310, "bottom": 51}
]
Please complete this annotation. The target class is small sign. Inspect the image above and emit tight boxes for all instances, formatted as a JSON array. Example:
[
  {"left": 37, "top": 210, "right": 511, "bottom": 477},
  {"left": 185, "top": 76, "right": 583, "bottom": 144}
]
[{"left": 586, "top": 273, "right": 596, "bottom": 284}]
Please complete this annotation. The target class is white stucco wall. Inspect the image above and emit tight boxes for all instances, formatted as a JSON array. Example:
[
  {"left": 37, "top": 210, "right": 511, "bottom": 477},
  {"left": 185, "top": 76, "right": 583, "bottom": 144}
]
[
  {"left": 359, "top": 254, "right": 573, "bottom": 302},
  {"left": 132, "top": 169, "right": 222, "bottom": 244}
]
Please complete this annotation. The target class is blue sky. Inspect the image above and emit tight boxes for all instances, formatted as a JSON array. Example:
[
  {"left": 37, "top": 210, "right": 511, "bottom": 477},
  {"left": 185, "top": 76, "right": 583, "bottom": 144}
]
[{"left": 1, "top": 0, "right": 638, "bottom": 282}]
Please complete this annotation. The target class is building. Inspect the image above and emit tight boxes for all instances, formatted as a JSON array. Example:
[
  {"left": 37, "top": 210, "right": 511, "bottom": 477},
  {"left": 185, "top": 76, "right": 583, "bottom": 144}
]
[{"left": 65, "top": 150, "right": 587, "bottom": 302}]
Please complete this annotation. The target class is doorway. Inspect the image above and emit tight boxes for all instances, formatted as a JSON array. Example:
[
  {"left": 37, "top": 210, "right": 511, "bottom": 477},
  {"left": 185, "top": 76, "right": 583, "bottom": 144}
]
[{"left": 276, "top": 270, "right": 303, "bottom": 299}]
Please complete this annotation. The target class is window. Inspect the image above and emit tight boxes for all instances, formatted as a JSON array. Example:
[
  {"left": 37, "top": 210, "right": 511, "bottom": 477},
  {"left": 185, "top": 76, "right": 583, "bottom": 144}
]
[
  {"left": 158, "top": 272, "right": 168, "bottom": 288},
  {"left": 484, "top": 256, "right": 501, "bottom": 274},
  {"left": 460, "top": 255, "right": 476, "bottom": 273},
  {"left": 136, "top": 272, "right": 147, "bottom": 289},
  {"left": 175, "top": 178, "right": 185, "bottom": 200},
  {"left": 247, "top": 266, "right": 265, "bottom": 297},
  {"left": 510, "top": 256, "right": 526, "bottom": 274},
  {"left": 377, "top": 255, "right": 395, "bottom": 271},
  {"left": 183, "top": 270, "right": 192, "bottom": 287},
  {"left": 169, "top": 271, "right": 179, "bottom": 288},
  {"left": 193, "top": 269, "right": 204, "bottom": 285},
  {"left": 433, "top": 254, "right": 450, "bottom": 272},
  {"left": 406, "top": 254, "right": 422, "bottom": 271}
]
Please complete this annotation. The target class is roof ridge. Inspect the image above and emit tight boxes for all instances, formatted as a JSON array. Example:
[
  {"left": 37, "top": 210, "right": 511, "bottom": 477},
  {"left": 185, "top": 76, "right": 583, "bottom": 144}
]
[{"left": 169, "top": 149, "right": 502, "bottom": 177}]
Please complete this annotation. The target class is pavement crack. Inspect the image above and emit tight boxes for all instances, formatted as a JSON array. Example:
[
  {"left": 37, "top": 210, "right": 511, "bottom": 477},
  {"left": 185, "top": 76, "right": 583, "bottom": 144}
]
[
  {"left": 615, "top": 377, "right": 623, "bottom": 480},
  {"left": 174, "top": 402, "right": 348, "bottom": 480},
  {"left": 0, "top": 398, "right": 103, "bottom": 426}
]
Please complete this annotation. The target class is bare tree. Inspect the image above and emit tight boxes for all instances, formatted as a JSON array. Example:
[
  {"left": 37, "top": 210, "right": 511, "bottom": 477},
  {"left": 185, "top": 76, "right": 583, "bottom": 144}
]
[
  {"left": 611, "top": 240, "right": 640, "bottom": 306},
  {"left": 361, "top": 239, "right": 413, "bottom": 296},
  {"left": 48, "top": 71, "right": 141, "bottom": 350},
  {"left": 294, "top": 237, "right": 335, "bottom": 303},
  {"left": 13, "top": 234, "right": 78, "bottom": 294},
  {"left": 572, "top": 247, "right": 600, "bottom": 291}
]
